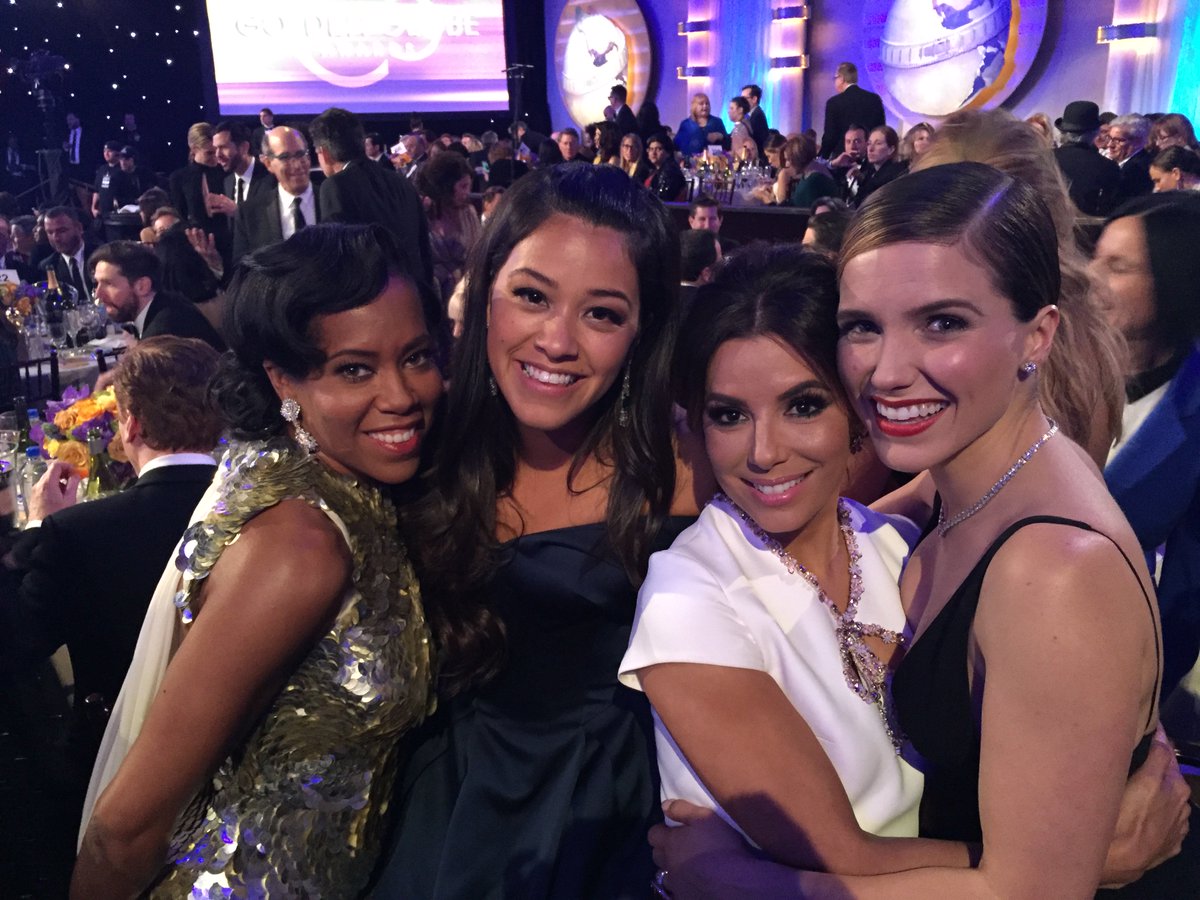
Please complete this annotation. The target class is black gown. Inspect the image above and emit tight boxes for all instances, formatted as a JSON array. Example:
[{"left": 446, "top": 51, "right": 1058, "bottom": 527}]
[
  {"left": 374, "top": 517, "right": 694, "bottom": 899},
  {"left": 892, "top": 515, "right": 1199, "bottom": 897}
]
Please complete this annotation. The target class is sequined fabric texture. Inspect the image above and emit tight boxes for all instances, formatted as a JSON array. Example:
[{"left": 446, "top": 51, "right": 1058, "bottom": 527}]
[{"left": 150, "top": 440, "right": 433, "bottom": 899}]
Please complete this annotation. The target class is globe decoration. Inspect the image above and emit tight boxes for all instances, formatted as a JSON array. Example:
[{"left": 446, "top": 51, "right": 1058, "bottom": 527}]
[
  {"left": 555, "top": 0, "right": 653, "bottom": 129},
  {"left": 861, "top": 0, "right": 1048, "bottom": 122}
]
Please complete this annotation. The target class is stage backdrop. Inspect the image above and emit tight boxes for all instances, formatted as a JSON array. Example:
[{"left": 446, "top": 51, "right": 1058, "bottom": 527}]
[{"left": 205, "top": 0, "right": 510, "bottom": 114}]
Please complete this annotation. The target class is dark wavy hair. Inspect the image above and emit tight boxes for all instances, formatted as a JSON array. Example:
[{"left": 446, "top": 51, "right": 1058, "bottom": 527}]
[
  {"left": 415, "top": 151, "right": 473, "bottom": 221},
  {"left": 675, "top": 243, "right": 851, "bottom": 432},
  {"left": 212, "top": 222, "right": 443, "bottom": 440},
  {"left": 415, "top": 165, "right": 680, "bottom": 686}
]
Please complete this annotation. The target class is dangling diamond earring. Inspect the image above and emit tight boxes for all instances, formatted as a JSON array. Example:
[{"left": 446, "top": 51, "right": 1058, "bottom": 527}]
[
  {"left": 850, "top": 432, "right": 864, "bottom": 454},
  {"left": 280, "top": 397, "right": 319, "bottom": 453},
  {"left": 1020, "top": 361, "right": 1038, "bottom": 377},
  {"left": 617, "top": 366, "right": 632, "bottom": 427}
]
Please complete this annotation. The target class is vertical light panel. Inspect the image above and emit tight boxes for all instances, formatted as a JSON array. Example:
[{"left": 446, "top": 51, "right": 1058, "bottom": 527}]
[
  {"left": 1167, "top": 0, "right": 1200, "bottom": 121},
  {"left": 768, "top": 2, "right": 808, "bottom": 134}
]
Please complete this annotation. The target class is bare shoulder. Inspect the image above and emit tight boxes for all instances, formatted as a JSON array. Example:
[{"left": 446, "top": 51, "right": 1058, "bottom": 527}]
[
  {"left": 980, "top": 521, "right": 1154, "bottom": 630},
  {"left": 201, "top": 499, "right": 352, "bottom": 619}
]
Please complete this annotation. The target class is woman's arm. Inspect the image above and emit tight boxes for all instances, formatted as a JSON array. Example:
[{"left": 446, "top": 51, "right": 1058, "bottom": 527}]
[
  {"left": 71, "top": 500, "right": 352, "bottom": 899},
  {"left": 640, "top": 663, "right": 970, "bottom": 874}
]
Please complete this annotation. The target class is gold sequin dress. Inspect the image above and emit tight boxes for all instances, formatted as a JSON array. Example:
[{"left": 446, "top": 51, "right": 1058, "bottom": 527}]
[{"left": 148, "top": 441, "right": 433, "bottom": 899}]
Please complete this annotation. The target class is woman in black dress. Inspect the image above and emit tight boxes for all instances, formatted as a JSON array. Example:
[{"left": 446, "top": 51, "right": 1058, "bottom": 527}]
[{"left": 376, "top": 164, "right": 705, "bottom": 898}]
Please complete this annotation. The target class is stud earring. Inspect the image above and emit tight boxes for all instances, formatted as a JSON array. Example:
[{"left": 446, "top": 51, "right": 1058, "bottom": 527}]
[
  {"left": 617, "top": 367, "right": 632, "bottom": 427},
  {"left": 850, "top": 432, "right": 864, "bottom": 454},
  {"left": 280, "top": 398, "right": 319, "bottom": 453},
  {"left": 1020, "top": 361, "right": 1038, "bottom": 377},
  {"left": 488, "top": 374, "right": 498, "bottom": 397}
]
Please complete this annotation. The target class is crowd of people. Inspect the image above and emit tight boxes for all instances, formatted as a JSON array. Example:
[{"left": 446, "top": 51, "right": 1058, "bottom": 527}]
[{"left": 0, "top": 63, "right": 1198, "bottom": 900}]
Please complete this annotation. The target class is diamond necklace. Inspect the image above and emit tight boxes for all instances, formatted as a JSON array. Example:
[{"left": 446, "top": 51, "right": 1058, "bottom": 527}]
[
  {"left": 937, "top": 418, "right": 1059, "bottom": 537},
  {"left": 718, "top": 493, "right": 905, "bottom": 753}
]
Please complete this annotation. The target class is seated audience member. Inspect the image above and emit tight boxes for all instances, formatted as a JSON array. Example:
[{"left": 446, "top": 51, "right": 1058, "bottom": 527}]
[
  {"left": 764, "top": 134, "right": 837, "bottom": 208},
  {"left": 154, "top": 225, "right": 223, "bottom": 334},
  {"left": 398, "top": 132, "right": 430, "bottom": 178},
  {"left": 762, "top": 133, "right": 787, "bottom": 174},
  {"left": 1053, "top": 100, "right": 1121, "bottom": 216},
  {"left": 0, "top": 336, "right": 221, "bottom": 863},
  {"left": 311, "top": 107, "right": 433, "bottom": 291},
  {"left": 39, "top": 206, "right": 98, "bottom": 301},
  {"left": 645, "top": 134, "right": 686, "bottom": 201},
  {"left": 898, "top": 122, "right": 935, "bottom": 163},
  {"left": 3, "top": 214, "right": 38, "bottom": 282},
  {"left": 801, "top": 206, "right": 853, "bottom": 257},
  {"left": 556, "top": 127, "right": 587, "bottom": 164},
  {"left": 810, "top": 196, "right": 849, "bottom": 217},
  {"left": 480, "top": 185, "right": 506, "bottom": 223},
  {"left": 365, "top": 131, "right": 394, "bottom": 170},
  {"left": 136, "top": 187, "right": 171, "bottom": 242},
  {"left": 1095, "top": 193, "right": 1200, "bottom": 695},
  {"left": 688, "top": 196, "right": 722, "bottom": 234},
  {"left": 487, "top": 141, "right": 530, "bottom": 186},
  {"left": 1110, "top": 114, "right": 1156, "bottom": 205},
  {"left": 415, "top": 152, "right": 482, "bottom": 303},
  {"left": 150, "top": 206, "right": 183, "bottom": 237},
  {"left": 593, "top": 120, "right": 622, "bottom": 166},
  {"left": 676, "top": 93, "right": 728, "bottom": 157},
  {"left": 1152, "top": 114, "right": 1199, "bottom": 152},
  {"left": 828, "top": 125, "right": 868, "bottom": 202},
  {"left": 851, "top": 125, "right": 907, "bottom": 207},
  {"left": 533, "top": 138, "right": 563, "bottom": 170},
  {"left": 679, "top": 229, "right": 720, "bottom": 304},
  {"left": 89, "top": 240, "right": 224, "bottom": 349},
  {"left": 1150, "top": 146, "right": 1200, "bottom": 192},
  {"left": 620, "top": 133, "right": 650, "bottom": 180}
]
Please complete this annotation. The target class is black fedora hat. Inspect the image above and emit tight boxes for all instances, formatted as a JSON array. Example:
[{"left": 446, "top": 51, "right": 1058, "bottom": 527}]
[{"left": 1056, "top": 100, "right": 1102, "bottom": 134}]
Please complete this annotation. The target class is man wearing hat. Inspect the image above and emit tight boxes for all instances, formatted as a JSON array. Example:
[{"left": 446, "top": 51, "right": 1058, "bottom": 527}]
[
  {"left": 91, "top": 140, "right": 124, "bottom": 221},
  {"left": 1053, "top": 100, "right": 1121, "bottom": 217},
  {"left": 115, "top": 145, "right": 153, "bottom": 207}
]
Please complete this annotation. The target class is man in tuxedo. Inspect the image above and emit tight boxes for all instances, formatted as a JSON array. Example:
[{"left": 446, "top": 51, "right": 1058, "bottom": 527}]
[
  {"left": 742, "top": 84, "right": 770, "bottom": 159},
  {"left": 208, "top": 119, "right": 277, "bottom": 223},
  {"left": 365, "top": 132, "right": 394, "bottom": 171},
  {"left": 232, "top": 126, "right": 319, "bottom": 263},
  {"left": 609, "top": 85, "right": 639, "bottom": 137},
  {"left": 38, "top": 207, "right": 97, "bottom": 301},
  {"left": 0, "top": 335, "right": 222, "bottom": 862},
  {"left": 89, "top": 240, "right": 224, "bottom": 349},
  {"left": 819, "top": 62, "right": 885, "bottom": 159},
  {"left": 250, "top": 107, "right": 276, "bottom": 161},
  {"left": 310, "top": 107, "right": 434, "bottom": 288},
  {"left": 1053, "top": 100, "right": 1121, "bottom": 217},
  {"left": 1110, "top": 114, "right": 1155, "bottom": 207},
  {"left": 62, "top": 112, "right": 84, "bottom": 177},
  {"left": 4, "top": 215, "right": 39, "bottom": 283}
]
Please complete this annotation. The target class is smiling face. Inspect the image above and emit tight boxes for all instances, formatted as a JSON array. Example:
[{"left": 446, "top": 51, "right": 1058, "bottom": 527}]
[
  {"left": 866, "top": 129, "right": 894, "bottom": 166},
  {"left": 263, "top": 128, "right": 312, "bottom": 196},
  {"left": 486, "top": 213, "right": 640, "bottom": 446},
  {"left": 705, "top": 335, "right": 849, "bottom": 544},
  {"left": 268, "top": 277, "right": 443, "bottom": 485},
  {"left": 620, "top": 137, "right": 638, "bottom": 163},
  {"left": 837, "top": 242, "right": 1048, "bottom": 474}
]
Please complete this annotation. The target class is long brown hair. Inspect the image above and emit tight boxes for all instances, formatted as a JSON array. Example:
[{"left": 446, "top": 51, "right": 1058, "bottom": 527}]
[{"left": 911, "top": 108, "right": 1126, "bottom": 461}]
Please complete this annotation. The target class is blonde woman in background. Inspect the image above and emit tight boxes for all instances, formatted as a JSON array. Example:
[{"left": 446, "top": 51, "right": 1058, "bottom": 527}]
[{"left": 898, "top": 122, "right": 935, "bottom": 163}]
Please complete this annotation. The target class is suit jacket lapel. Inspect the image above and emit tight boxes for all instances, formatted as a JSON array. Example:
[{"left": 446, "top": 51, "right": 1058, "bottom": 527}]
[{"left": 1107, "top": 347, "right": 1200, "bottom": 497}]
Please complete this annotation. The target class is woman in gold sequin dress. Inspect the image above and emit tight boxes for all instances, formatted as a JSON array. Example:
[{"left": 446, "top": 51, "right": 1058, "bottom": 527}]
[{"left": 72, "top": 224, "right": 447, "bottom": 898}]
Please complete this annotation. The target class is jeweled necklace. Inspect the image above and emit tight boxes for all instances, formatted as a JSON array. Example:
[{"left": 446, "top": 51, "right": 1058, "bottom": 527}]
[
  {"left": 719, "top": 492, "right": 905, "bottom": 752},
  {"left": 937, "top": 418, "right": 1059, "bottom": 537}
]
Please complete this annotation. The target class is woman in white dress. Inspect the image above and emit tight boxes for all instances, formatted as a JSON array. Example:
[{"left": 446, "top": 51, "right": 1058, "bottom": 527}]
[{"left": 620, "top": 245, "right": 963, "bottom": 872}]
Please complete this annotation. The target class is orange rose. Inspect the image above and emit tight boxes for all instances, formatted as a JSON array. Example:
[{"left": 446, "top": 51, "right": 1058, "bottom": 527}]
[
  {"left": 107, "top": 431, "right": 128, "bottom": 464},
  {"left": 55, "top": 440, "right": 90, "bottom": 478}
]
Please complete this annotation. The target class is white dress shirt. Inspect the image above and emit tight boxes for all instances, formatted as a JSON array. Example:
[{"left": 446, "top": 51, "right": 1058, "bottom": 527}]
[
  {"left": 233, "top": 157, "right": 258, "bottom": 205},
  {"left": 279, "top": 183, "right": 316, "bottom": 240}
]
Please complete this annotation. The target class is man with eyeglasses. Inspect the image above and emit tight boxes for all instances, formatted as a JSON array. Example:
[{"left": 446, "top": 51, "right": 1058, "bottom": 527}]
[
  {"left": 1109, "top": 114, "right": 1154, "bottom": 206},
  {"left": 232, "top": 127, "right": 319, "bottom": 263}
]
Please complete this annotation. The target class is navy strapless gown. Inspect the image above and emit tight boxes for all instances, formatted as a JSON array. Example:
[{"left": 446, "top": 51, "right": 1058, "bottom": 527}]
[{"left": 373, "top": 518, "right": 693, "bottom": 899}]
